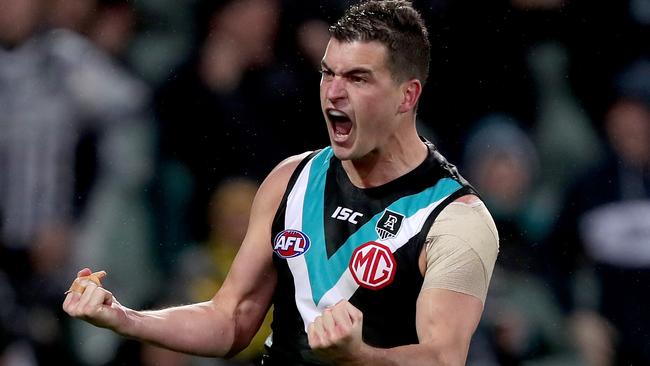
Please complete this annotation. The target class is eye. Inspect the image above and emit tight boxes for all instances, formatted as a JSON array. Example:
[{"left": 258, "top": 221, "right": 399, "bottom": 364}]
[
  {"left": 319, "top": 68, "right": 334, "bottom": 79},
  {"left": 350, "top": 75, "right": 366, "bottom": 84}
]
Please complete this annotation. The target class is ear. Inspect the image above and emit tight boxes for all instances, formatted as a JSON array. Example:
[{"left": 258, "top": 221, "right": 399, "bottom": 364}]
[{"left": 398, "top": 79, "right": 422, "bottom": 114}]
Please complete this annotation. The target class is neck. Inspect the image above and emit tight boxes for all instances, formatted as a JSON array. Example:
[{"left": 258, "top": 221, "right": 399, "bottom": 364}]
[{"left": 342, "top": 127, "right": 428, "bottom": 188}]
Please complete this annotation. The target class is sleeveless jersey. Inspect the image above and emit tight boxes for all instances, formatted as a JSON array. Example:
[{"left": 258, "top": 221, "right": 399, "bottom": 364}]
[{"left": 266, "top": 142, "right": 475, "bottom": 365}]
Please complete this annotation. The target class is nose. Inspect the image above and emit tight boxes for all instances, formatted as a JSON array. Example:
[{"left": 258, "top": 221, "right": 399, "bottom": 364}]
[{"left": 326, "top": 77, "right": 347, "bottom": 102}]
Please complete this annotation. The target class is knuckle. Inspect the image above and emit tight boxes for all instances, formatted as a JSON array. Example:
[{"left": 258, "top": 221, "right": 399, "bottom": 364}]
[
  {"left": 322, "top": 338, "right": 334, "bottom": 348},
  {"left": 337, "top": 323, "right": 351, "bottom": 335},
  {"left": 308, "top": 336, "right": 317, "bottom": 348},
  {"left": 308, "top": 336, "right": 322, "bottom": 349},
  {"left": 337, "top": 325, "right": 352, "bottom": 337},
  {"left": 68, "top": 307, "right": 80, "bottom": 317},
  {"left": 81, "top": 304, "right": 95, "bottom": 315}
]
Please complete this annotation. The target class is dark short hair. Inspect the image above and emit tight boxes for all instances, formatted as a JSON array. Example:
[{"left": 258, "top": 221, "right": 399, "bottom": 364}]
[{"left": 329, "top": 0, "right": 430, "bottom": 85}]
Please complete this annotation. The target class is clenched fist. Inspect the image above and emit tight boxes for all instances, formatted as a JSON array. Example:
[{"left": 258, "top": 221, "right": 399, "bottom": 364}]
[
  {"left": 307, "top": 300, "right": 366, "bottom": 364},
  {"left": 62, "top": 268, "right": 128, "bottom": 332}
]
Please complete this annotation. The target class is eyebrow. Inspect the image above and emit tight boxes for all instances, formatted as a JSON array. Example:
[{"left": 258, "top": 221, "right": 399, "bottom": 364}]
[{"left": 320, "top": 60, "right": 373, "bottom": 77}]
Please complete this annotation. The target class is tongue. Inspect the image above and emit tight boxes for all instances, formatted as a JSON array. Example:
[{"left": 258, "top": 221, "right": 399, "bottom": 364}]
[{"left": 334, "top": 120, "right": 352, "bottom": 135}]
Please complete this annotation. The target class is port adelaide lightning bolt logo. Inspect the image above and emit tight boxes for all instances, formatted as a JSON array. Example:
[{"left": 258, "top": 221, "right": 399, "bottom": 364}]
[{"left": 375, "top": 209, "right": 404, "bottom": 240}]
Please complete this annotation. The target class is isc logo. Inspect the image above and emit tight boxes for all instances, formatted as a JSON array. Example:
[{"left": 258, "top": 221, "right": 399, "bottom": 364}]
[
  {"left": 349, "top": 242, "right": 396, "bottom": 290},
  {"left": 331, "top": 206, "right": 363, "bottom": 224},
  {"left": 273, "top": 230, "right": 311, "bottom": 258}
]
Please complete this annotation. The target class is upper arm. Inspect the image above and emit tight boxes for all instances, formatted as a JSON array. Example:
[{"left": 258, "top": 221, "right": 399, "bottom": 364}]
[
  {"left": 419, "top": 198, "right": 499, "bottom": 302},
  {"left": 209, "top": 152, "right": 311, "bottom": 353},
  {"left": 415, "top": 198, "right": 499, "bottom": 364},
  {"left": 415, "top": 288, "right": 483, "bottom": 365}
]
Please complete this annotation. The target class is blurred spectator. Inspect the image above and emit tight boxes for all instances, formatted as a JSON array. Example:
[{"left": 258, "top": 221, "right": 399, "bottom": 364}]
[
  {"left": 87, "top": 0, "right": 138, "bottom": 60},
  {"left": 564, "top": 0, "right": 650, "bottom": 123},
  {"left": 153, "top": 0, "right": 318, "bottom": 257},
  {"left": 463, "top": 115, "right": 579, "bottom": 365},
  {"left": 45, "top": 0, "right": 98, "bottom": 34},
  {"left": 295, "top": 19, "right": 331, "bottom": 69},
  {"left": 510, "top": 0, "right": 565, "bottom": 10},
  {"left": 0, "top": 0, "right": 155, "bottom": 364},
  {"left": 545, "top": 62, "right": 650, "bottom": 365},
  {"left": 46, "top": 0, "right": 137, "bottom": 62},
  {"left": 125, "top": 0, "right": 198, "bottom": 85},
  {"left": 416, "top": 0, "right": 542, "bottom": 159},
  {"left": 616, "top": 58, "right": 650, "bottom": 106},
  {"left": 528, "top": 41, "right": 604, "bottom": 223},
  {"left": 290, "top": 16, "right": 332, "bottom": 146},
  {"left": 463, "top": 115, "right": 544, "bottom": 270}
]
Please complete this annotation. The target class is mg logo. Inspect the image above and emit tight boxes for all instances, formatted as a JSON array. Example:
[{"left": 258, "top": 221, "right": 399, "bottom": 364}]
[{"left": 349, "top": 242, "right": 396, "bottom": 290}]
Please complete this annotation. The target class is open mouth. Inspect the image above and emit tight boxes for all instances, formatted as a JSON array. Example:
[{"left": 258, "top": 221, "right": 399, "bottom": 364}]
[{"left": 326, "top": 109, "right": 353, "bottom": 137}]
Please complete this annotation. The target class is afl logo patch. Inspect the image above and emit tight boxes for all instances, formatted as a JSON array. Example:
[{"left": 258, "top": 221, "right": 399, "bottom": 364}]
[
  {"left": 349, "top": 242, "right": 396, "bottom": 290},
  {"left": 273, "top": 230, "right": 311, "bottom": 258}
]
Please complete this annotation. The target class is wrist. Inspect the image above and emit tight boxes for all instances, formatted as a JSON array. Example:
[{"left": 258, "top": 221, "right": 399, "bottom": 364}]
[
  {"left": 115, "top": 306, "right": 139, "bottom": 338},
  {"left": 341, "top": 342, "right": 377, "bottom": 366}
]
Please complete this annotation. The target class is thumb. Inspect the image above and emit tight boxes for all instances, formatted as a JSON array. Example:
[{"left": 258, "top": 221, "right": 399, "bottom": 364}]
[
  {"left": 103, "top": 290, "right": 114, "bottom": 307},
  {"left": 77, "top": 268, "right": 92, "bottom": 277},
  {"left": 89, "top": 270, "right": 107, "bottom": 286},
  {"left": 344, "top": 301, "right": 363, "bottom": 324}
]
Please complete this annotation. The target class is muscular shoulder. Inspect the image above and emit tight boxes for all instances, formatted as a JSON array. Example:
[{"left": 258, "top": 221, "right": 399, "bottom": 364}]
[
  {"left": 269, "top": 152, "right": 313, "bottom": 177},
  {"left": 422, "top": 199, "right": 499, "bottom": 303},
  {"left": 218, "top": 151, "right": 314, "bottom": 293},
  {"left": 430, "top": 198, "right": 499, "bottom": 257},
  {"left": 253, "top": 151, "right": 313, "bottom": 211},
  {"left": 265, "top": 152, "right": 312, "bottom": 189}
]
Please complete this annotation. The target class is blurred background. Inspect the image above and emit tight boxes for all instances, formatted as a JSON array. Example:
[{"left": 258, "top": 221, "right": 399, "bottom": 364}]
[{"left": 0, "top": 0, "right": 648, "bottom": 365}]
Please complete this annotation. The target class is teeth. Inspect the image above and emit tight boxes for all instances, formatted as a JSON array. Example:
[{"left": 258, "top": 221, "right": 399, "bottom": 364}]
[{"left": 328, "top": 110, "right": 347, "bottom": 118}]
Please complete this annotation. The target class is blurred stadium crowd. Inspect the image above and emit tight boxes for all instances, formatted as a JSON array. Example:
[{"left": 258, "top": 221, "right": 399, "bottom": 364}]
[{"left": 0, "top": 0, "right": 648, "bottom": 365}]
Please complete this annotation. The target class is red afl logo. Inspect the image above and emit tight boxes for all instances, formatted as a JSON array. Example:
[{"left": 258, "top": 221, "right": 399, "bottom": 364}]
[
  {"left": 273, "top": 230, "right": 311, "bottom": 258},
  {"left": 349, "top": 242, "right": 396, "bottom": 290}
]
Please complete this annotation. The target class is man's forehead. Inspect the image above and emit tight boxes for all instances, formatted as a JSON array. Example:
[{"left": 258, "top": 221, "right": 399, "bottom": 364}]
[{"left": 321, "top": 39, "right": 389, "bottom": 72}]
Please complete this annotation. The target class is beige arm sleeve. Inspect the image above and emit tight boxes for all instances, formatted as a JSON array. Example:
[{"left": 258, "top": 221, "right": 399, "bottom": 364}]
[{"left": 422, "top": 201, "right": 499, "bottom": 303}]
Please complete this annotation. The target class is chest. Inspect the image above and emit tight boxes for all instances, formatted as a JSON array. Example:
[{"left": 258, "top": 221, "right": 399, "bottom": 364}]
[{"left": 272, "top": 151, "right": 464, "bottom": 308}]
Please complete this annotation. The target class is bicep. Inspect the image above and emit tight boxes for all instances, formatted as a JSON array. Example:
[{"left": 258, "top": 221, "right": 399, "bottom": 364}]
[
  {"left": 414, "top": 201, "right": 499, "bottom": 364},
  {"left": 217, "top": 222, "right": 278, "bottom": 315},
  {"left": 208, "top": 154, "right": 309, "bottom": 353},
  {"left": 211, "top": 187, "right": 279, "bottom": 352},
  {"left": 415, "top": 288, "right": 483, "bottom": 365},
  {"left": 214, "top": 233, "right": 277, "bottom": 355}
]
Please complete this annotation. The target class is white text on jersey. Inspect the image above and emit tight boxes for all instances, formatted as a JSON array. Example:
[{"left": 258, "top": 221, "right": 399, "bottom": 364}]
[{"left": 331, "top": 206, "right": 363, "bottom": 224}]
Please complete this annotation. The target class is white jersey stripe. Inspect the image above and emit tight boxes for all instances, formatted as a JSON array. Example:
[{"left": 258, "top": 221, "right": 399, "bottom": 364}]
[
  {"left": 317, "top": 195, "right": 450, "bottom": 308},
  {"left": 284, "top": 156, "right": 321, "bottom": 330}
]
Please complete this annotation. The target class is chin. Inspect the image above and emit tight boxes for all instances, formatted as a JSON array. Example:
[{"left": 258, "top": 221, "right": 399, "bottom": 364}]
[
  {"left": 329, "top": 131, "right": 367, "bottom": 161},
  {"left": 330, "top": 143, "right": 356, "bottom": 161},
  {"left": 330, "top": 146, "right": 350, "bottom": 160}
]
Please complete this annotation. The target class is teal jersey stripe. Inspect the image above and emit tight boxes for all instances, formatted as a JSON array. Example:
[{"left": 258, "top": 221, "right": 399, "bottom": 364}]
[{"left": 301, "top": 150, "right": 462, "bottom": 304}]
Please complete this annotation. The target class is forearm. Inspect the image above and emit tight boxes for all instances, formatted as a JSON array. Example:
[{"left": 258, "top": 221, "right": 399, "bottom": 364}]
[
  {"left": 344, "top": 341, "right": 467, "bottom": 366},
  {"left": 120, "top": 300, "right": 236, "bottom": 357}
]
